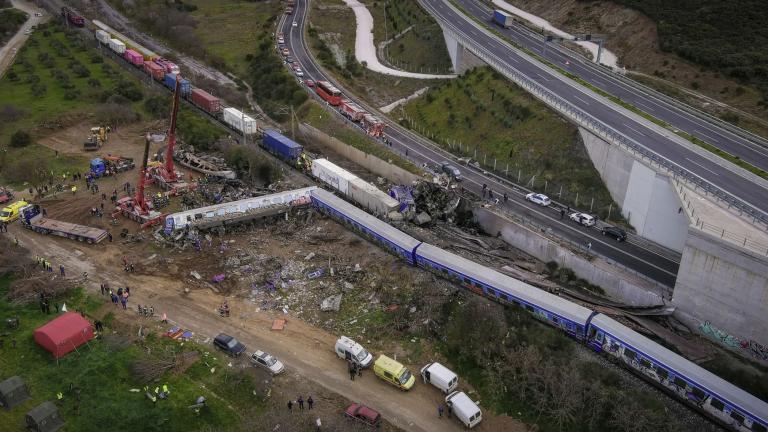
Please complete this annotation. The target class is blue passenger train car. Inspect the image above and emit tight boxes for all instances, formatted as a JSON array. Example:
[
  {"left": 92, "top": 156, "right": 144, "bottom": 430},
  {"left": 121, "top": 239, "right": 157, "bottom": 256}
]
[{"left": 310, "top": 189, "right": 422, "bottom": 264}]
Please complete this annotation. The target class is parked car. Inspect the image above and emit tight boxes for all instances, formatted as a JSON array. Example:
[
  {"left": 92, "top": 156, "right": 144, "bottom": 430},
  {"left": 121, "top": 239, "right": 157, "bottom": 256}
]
[
  {"left": 440, "top": 162, "right": 462, "bottom": 182},
  {"left": 421, "top": 362, "right": 458, "bottom": 394},
  {"left": 525, "top": 193, "right": 551, "bottom": 206},
  {"left": 345, "top": 403, "right": 381, "bottom": 427},
  {"left": 304, "top": 79, "right": 315, "bottom": 87},
  {"left": 295, "top": 69, "right": 304, "bottom": 77},
  {"left": 285, "top": 56, "right": 295, "bottom": 64},
  {"left": 601, "top": 226, "right": 627, "bottom": 242},
  {"left": 292, "top": 21, "right": 298, "bottom": 27},
  {"left": 281, "top": 48, "right": 290, "bottom": 56},
  {"left": 250, "top": 350, "right": 285, "bottom": 375},
  {"left": 213, "top": 333, "right": 246, "bottom": 357},
  {"left": 569, "top": 212, "right": 596, "bottom": 227}
]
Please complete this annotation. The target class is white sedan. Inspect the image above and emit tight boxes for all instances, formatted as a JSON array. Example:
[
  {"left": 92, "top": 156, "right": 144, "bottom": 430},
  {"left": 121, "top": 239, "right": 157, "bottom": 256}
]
[
  {"left": 569, "top": 212, "right": 596, "bottom": 227},
  {"left": 292, "top": 21, "right": 298, "bottom": 27},
  {"left": 250, "top": 350, "right": 285, "bottom": 375},
  {"left": 525, "top": 193, "right": 551, "bottom": 206}
]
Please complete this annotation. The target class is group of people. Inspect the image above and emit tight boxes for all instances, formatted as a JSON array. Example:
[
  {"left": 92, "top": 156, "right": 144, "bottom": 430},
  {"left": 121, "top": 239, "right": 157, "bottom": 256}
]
[
  {"left": 33, "top": 255, "right": 66, "bottom": 276},
  {"left": 286, "top": 395, "right": 321, "bottom": 430},
  {"left": 105, "top": 284, "right": 131, "bottom": 310},
  {"left": 347, "top": 360, "right": 363, "bottom": 381}
]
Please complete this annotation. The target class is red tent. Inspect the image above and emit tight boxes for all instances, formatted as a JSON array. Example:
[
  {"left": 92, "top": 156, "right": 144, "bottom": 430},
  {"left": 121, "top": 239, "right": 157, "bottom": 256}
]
[{"left": 34, "top": 312, "right": 94, "bottom": 359}]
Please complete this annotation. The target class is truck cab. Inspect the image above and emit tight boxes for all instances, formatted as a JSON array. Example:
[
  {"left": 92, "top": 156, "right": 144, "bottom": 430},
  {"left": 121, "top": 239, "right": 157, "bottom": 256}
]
[
  {"left": 18, "top": 204, "right": 41, "bottom": 225},
  {"left": 91, "top": 158, "right": 106, "bottom": 177},
  {"left": 373, "top": 355, "right": 415, "bottom": 390},
  {"left": 0, "top": 200, "right": 29, "bottom": 223}
]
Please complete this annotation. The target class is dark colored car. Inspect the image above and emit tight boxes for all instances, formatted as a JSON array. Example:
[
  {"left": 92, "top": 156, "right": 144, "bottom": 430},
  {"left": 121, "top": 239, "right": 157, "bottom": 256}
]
[
  {"left": 213, "top": 333, "right": 246, "bottom": 357},
  {"left": 345, "top": 403, "right": 381, "bottom": 427},
  {"left": 601, "top": 226, "right": 627, "bottom": 242}
]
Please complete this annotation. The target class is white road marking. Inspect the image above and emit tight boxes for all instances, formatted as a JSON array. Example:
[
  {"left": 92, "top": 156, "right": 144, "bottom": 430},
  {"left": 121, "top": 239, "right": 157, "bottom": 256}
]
[
  {"left": 693, "top": 129, "right": 719, "bottom": 143},
  {"left": 685, "top": 158, "right": 720, "bottom": 176},
  {"left": 572, "top": 94, "right": 590, "bottom": 105},
  {"left": 634, "top": 100, "right": 656, "bottom": 113},
  {"left": 622, "top": 123, "right": 647, "bottom": 137}
]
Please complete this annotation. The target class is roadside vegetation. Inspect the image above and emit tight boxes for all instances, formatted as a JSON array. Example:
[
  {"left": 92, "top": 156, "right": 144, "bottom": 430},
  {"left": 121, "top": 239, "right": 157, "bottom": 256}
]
[
  {"left": 0, "top": 21, "right": 145, "bottom": 186},
  {"left": 361, "top": 0, "right": 452, "bottom": 74},
  {"left": 247, "top": 36, "right": 308, "bottom": 123},
  {"left": 401, "top": 66, "right": 617, "bottom": 217},
  {"left": 297, "top": 101, "right": 421, "bottom": 175},
  {"left": 308, "top": 0, "right": 447, "bottom": 107},
  {"left": 0, "top": 7, "right": 28, "bottom": 46}
]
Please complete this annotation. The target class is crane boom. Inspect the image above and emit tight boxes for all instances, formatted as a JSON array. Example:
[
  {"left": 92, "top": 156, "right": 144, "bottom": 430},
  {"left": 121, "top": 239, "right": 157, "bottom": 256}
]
[
  {"left": 164, "top": 77, "right": 181, "bottom": 183},
  {"left": 134, "top": 133, "right": 152, "bottom": 215}
]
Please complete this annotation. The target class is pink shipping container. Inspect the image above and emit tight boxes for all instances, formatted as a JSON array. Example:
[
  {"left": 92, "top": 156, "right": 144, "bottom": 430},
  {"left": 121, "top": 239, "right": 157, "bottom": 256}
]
[
  {"left": 143, "top": 61, "right": 165, "bottom": 81},
  {"left": 123, "top": 49, "right": 144, "bottom": 67},
  {"left": 190, "top": 88, "right": 221, "bottom": 115}
]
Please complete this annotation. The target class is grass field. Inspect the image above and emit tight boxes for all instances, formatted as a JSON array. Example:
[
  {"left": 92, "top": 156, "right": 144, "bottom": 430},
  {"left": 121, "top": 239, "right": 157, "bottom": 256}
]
[
  {"left": 401, "top": 67, "right": 616, "bottom": 215},
  {"left": 188, "top": 0, "right": 282, "bottom": 76},
  {"left": 0, "top": 276, "right": 264, "bottom": 432},
  {"left": 362, "top": 0, "right": 453, "bottom": 74},
  {"left": 0, "top": 22, "right": 143, "bottom": 186}
]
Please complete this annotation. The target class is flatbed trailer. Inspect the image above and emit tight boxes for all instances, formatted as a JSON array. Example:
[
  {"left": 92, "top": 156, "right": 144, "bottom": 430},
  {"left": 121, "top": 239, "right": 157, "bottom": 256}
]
[{"left": 20, "top": 205, "right": 108, "bottom": 244}]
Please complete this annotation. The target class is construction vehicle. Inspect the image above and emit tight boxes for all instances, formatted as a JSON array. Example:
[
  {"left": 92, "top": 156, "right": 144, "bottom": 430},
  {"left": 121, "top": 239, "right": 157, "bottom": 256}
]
[
  {"left": 90, "top": 155, "right": 135, "bottom": 178},
  {"left": 83, "top": 126, "right": 109, "bottom": 151},
  {"left": 112, "top": 133, "right": 165, "bottom": 228},
  {"left": 19, "top": 204, "right": 108, "bottom": 244},
  {"left": 150, "top": 77, "right": 196, "bottom": 195}
]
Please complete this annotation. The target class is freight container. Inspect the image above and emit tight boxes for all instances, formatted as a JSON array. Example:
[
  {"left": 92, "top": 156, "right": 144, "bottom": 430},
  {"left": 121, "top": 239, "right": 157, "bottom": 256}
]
[
  {"left": 262, "top": 130, "right": 303, "bottom": 162},
  {"left": 348, "top": 178, "right": 399, "bottom": 216},
  {"left": 493, "top": 10, "right": 514, "bottom": 28},
  {"left": 108, "top": 38, "right": 126, "bottom": 55},
  {"left": 123, "top": 49, "right": 144, "bottom": 67},
  {"left": 340, "top": 100, "right": 367, "bottom": 122},
  {"left": 154, "top": 58, "right": 180, "bottom": 75},
  {"left": 92, "top": 20, "right": 158, "bottom": 60},
  {"left": 163, "top": 73, "right": 191, "bottom": 96},
  {"left": 311, "top": 158, "right": 358, "bottom": 196},
  {"left": 190, "top": 88, "right": 221, "bottom": 115},
  {"left": 95, "top": 29, "right": 110, "bottom": 44},
  {"left": 223, "top": 108, "right": 258, "bottom": 135},
  {"left": 143, "top": 61, "right": 165, "bottom": 81}
]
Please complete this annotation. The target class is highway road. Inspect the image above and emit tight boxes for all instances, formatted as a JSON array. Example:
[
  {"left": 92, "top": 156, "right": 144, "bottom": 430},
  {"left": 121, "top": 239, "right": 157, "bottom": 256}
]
[
  {"left": 419, "top": 0, "right": 768, "bottom": 219},
  {"left": 283, "top": 0, "right": 679, "bottom": 288},
  {"left": 456, "top": 0, "right": 768, "bottom": 172}
]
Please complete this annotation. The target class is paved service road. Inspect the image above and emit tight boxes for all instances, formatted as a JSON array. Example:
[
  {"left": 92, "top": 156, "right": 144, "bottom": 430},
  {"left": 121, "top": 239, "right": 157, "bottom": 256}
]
[
  {"left": 420, "top": 0, "right": 768, "bottom": 218},
  {"left": 283, "top": 0, "right": 679, "bottom": 289},
  {"left": 455, "top": 0, "right": 768, "bottom": 172},
  {"left": 0, "top": 0, "right": 49, "bottom": 77}
]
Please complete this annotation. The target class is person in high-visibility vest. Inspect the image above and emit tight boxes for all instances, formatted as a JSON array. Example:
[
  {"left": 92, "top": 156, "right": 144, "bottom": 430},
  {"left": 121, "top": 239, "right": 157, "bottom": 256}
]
[{"left": 71, "top": 186, "right": 77, "bottom": 195}]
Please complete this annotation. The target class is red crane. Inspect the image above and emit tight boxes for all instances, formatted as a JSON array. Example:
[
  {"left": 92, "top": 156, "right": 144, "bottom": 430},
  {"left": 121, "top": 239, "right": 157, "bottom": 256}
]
[
  {"left": 162, "top": 78, "right": 181, "bottom": 183},
  {"left": 133, "top": 132, "right": 153, "bottom": 216}
]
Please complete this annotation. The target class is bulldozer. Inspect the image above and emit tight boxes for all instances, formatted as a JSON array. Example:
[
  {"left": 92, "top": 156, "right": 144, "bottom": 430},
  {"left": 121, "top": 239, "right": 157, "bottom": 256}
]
[{"left": 83, "top": 126, "right": 110, "bottom": 151}]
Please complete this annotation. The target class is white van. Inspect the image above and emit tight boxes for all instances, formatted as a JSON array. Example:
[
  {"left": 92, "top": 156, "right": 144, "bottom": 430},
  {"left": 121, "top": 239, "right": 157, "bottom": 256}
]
[
  {"left": 420, "top": 362, "right": 458, "bottom": 394},
  {"left": 335, "top": 336, "right": 373, "bottom": 368},
  {"left": 445, "top": 391, "right": 482, "bottom": 429}
]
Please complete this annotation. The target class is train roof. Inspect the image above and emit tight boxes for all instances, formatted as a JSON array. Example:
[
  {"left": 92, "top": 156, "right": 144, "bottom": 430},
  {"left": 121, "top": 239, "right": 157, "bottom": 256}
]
[
  {"left": 417, "top": 243, "right": 594, "bottom": 324},
  {"left": 264, "top": 130, "right": 302, "bottom": 149},
  {"left": 91, "top": 19, "right": 157, "bottom": 58},
  {"left": 310, "top": 189, "right": 421, "bottom": 252},
  {"left": 591, "top": 314, "right": 768, "bottom": 423}
]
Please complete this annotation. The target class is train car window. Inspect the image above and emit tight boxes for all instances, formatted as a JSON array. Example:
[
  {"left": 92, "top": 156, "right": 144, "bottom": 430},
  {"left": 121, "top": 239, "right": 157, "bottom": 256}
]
[
  {"left": 512, "top": 300, "right": 520, "bottom": 307},
  {"left": 655, "top": 367, "right": 668, "bottom": 380},
  {"left": 673, "top": 376, "right": 686, "bottom": 388},
  {"left": 463, "top": 278, "right": 471, "bottom": 285},
  {"left": 752, "top": 422, "right": 767, "bottom": 432},
  {"left": 525, "top": 305, "right": 534, "bottom": 313},
  {"left": 588, "top": 327, "right": 597, "bottom": 338},
  {"left": 639, "top": 358, "right": 652, "bottom": 368},
  {"left": 551, "top": 316, "right": 559, "bottom": 324},
  {"left": 730, "top": 411, "right": 745, "bottom": 425},
  {"left": 691, "top": 387, "right": 706, "bottom": 400},
  {"left": 623, "top": 348, "right": 636, "bottom": 360},
  {"left": 710, "top": 399, "right": 724, "bottom": 411}
]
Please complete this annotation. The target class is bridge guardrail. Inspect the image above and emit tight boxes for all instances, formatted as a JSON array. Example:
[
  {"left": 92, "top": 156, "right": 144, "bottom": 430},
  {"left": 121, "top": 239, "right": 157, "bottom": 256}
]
[{"left": 426, "top": 1, "right": 768, "bottom": 229}]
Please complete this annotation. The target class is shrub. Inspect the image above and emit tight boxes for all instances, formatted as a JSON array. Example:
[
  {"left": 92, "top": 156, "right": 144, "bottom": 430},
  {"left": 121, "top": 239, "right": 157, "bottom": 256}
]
[{"left": 9, "top": 130, "right": 32, "bottom": 148}]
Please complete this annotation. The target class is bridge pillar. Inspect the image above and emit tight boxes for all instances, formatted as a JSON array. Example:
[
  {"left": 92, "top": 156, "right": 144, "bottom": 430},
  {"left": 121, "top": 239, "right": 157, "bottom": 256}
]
[{"left": 441, "top": 26, "right": 485, "bottom": 74}]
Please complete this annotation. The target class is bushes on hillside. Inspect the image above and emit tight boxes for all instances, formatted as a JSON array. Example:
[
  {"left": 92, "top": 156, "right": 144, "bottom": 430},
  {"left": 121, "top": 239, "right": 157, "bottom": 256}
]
[
  {"left": 9, "top": 130, "right": 31, "bottom": 148},
  {"left": 247, "top": 38, "right": 307, "bottom": 122}
]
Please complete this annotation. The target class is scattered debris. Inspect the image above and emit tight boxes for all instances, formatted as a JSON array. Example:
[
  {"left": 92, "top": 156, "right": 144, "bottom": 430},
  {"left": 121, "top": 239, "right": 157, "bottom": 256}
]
[
  {"left": 320, "top": 294, "right": 343, "bottom": 312},
  {"left": 190, "top": 271, "right": 202, "bottom": 280}
]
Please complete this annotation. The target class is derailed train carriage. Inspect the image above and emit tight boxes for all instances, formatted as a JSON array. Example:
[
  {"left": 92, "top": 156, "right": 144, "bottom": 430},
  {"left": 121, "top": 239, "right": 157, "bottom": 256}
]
[{"left": 308, "top": 188, "right": 768, "bottom": 432}]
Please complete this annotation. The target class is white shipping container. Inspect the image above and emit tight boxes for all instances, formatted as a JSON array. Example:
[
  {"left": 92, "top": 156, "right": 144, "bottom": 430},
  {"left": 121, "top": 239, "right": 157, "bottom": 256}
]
[
  {"left": 95, "top": 30, "right": 111, "bottom": 44},
  {"left": 223, "top": 108, "right": 258, "bottom": 135},
  {"left": 349, "top": 178, "right": 398, "bottom": 216},
  {"left": 108, "top": 38, "right": 126, "bottom": 54},
  {"left": 311, "top": 158, "right": 358, "bottom": 195}
]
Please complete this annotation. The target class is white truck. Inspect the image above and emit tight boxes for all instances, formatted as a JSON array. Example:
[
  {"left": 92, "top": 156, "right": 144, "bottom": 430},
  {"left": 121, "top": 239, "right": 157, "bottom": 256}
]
[
  {"left": 420, "top": 362, "right": 458, "bottom": 394},
  {"left": 334, "top": 336, "right": 373, "bottom": 368},
  {"left": 445, "top": 391, "right": 482, "bottom": 428}
]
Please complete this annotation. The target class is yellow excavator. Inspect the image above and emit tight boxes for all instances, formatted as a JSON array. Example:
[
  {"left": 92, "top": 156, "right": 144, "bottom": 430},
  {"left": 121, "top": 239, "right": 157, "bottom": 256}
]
[{"left": 83, "top": 126, "right": 110, "bottom": 151}]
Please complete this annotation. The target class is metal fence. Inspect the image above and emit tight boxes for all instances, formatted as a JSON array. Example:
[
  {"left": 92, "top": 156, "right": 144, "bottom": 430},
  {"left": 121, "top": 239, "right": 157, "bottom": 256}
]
[{"left": 424, "top": 0, "right": 768, "bottom": 229}]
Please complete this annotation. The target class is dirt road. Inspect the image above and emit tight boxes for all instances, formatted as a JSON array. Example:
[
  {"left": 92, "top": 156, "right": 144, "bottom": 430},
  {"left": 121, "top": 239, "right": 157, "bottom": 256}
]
[
  {"left": 10, "top": 203, "right": 525, "bottom": 432},
  {"left": 0, "top": 0, "right": 50, "bottom": 77}
]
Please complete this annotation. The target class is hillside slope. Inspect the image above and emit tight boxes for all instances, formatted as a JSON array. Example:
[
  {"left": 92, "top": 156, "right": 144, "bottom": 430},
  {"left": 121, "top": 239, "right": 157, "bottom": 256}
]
[{"left": 501, "top": 0, "right": 768, "bottom": 137}]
